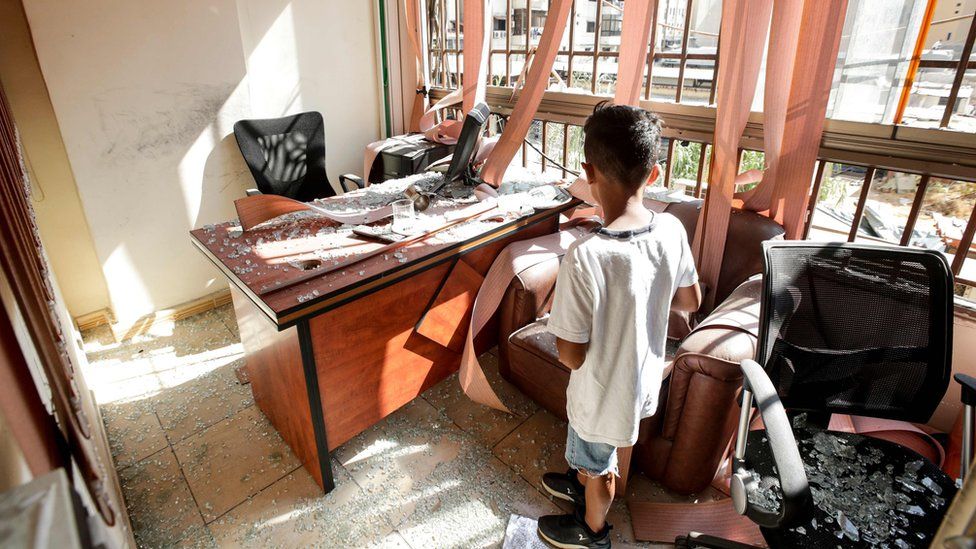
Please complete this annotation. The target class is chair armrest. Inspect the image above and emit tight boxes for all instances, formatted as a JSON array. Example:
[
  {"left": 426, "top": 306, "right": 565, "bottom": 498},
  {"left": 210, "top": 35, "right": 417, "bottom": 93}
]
[
  {"left": 245, "top": 188, "right": 262, "bottom": 197},
  {"left": 955, "top": 374, "right": 976, "bottom": 479},
  {"left": 339, "top": 174, "right": 365, "bottom": 192},
  {"left": 732, "top": 359, "right": 811, "bottom": 529},
  {"left": 956, "top": 374, "right": 976, "bottom": 406}
]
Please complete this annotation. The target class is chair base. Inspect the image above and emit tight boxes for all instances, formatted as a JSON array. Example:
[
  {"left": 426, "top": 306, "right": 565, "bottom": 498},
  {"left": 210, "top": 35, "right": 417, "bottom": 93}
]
[
  {"left": 674, "top": 532, "right": 761, "bottom": 549},
  {"left": 742, "top": 426, "right": 955, "bottom": 548}
]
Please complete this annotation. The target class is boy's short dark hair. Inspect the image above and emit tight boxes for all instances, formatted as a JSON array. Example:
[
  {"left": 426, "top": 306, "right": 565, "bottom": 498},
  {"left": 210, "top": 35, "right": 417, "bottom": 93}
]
[{"left": 583, "top": 101, "right": 662, "bottom": 190}]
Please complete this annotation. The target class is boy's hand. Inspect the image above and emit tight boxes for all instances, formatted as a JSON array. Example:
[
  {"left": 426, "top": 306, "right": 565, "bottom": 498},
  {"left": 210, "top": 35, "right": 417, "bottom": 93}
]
[
  {"left": 556, "top": 337, "right": 587, "bottom": 370},
  {"left": 671, "top": 282, "right": 702, "bottom": 313}
]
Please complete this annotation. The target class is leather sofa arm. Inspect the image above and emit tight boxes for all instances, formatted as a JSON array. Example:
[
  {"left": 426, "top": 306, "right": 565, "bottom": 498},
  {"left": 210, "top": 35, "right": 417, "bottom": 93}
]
[
  {"left": 636, "top": 277, "right": 763, "bottom": 494},
  {"left": 497, "top": 256, "right": 561, "bottom": 377}
]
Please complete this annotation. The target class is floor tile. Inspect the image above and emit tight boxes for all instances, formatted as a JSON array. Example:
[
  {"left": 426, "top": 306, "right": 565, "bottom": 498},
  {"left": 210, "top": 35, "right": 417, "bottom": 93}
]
[
  {"left": 101, "top": 400, "right": 168, "bottom": 469},
  {"left": 213, "top": 303, "right": 240, "bottom": 340},
  {"left": 173, "top": 527, "right": 218, "bottom": 548},
  {"left": 81, "top": 324, "right": 116, "bottom": 349},
  {"left": 209, "top": 461, "right": 405, "bottom": 548},
  {"left": 88, "top": 307, "right": 712, "bottom": 549},
  {"left": 146, "top": 313, "right": 242, "bottom": 376},
  {"left": 151, "top": 358, "right": 254, "bottom": 443},
  {"left": 82, "top": 341, "right": 161, "bottom": 405},
  {"left": 167, "top": 310, "right": 237, "bottom": 351},
  {"left": 335, "top": 398, "right": 560, "bottom": 548},
  {"left": 492, "top": 408, "right": 569, "bottom": 494},
  {"left": 172, "top": 406, "right": 301, "bottom": 522},
  {"left": 422, "top": 351, "right": 538, "bottom": 448},
  {"left": 82, "top": 311, "right": 242, "bottom": 407},
  {"left": 119, "top": 447, "right": 207, "bottom": 549}
]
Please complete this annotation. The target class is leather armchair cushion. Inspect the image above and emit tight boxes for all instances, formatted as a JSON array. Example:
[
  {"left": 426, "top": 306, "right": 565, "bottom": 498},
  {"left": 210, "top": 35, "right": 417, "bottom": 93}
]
[
  {"left": 634, "top": 277, "right": 762, "bottom": 493},
  {"left": 507, "top": 318, "right": 682, "bottom": 422},
  {"left": 498, "top": 258, "right": 562, "bottom": 379},
  {"left": 507, "top": 319, "right": 571, "bottom": 420}
]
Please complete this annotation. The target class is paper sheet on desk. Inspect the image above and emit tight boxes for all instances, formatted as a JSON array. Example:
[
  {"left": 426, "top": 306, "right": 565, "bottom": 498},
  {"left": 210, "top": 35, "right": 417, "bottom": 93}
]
[{"left": 306, "top": 202, "right": 394, "bottom": 226}]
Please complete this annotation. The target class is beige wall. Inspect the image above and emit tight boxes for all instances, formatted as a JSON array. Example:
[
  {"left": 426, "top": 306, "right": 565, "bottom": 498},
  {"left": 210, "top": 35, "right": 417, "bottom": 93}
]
[
  {"left": 0, "top": 0, "right": 111, "bottom": 319},
  {"left": 18, "top": 0, "right": 383, "bottom": 324},
  {"left": 926, "top": 0, "right": 975, "bottom": 47}
]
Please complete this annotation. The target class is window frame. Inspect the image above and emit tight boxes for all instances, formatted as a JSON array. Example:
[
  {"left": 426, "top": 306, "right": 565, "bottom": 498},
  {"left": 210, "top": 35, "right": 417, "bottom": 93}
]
[{"left": 420, "top": 0, "right": 976, "bottom": 292}]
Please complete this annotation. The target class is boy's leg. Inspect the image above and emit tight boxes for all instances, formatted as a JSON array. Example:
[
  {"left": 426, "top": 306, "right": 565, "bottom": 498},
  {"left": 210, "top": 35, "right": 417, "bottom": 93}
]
[{"left": 582, "top": 470, "right": 615, "bottom": 533}]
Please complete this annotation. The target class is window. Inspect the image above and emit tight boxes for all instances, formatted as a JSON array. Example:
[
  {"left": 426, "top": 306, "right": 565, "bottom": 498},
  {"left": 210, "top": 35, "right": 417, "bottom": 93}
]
[
  {"left": 512, "top": 9, "right": 526, "bottom": 35},
  {"left": 894, "top": 1, "right": 976, "bottom": 130},
  {"left": 600, "top": 14, "right": 622, "bottom": 36},
  {"left": 424, "top": 0, "right": 976, "bottom": 294},
  {"left": 426, "top": 0, "right": 975, "bottom": 128}
]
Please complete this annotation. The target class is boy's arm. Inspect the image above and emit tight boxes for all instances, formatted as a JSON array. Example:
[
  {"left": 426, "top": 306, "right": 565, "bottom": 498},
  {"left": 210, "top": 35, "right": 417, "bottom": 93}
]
[
  {"left": 556, "top": 338, "right": 587, "bottom": 370},
  {"left": 672, "top": 220, "right": 702, "bottom": 313},
  {"left": 548, "top": 249, "right": 594, "bottom": 371},
  {"left": 671, "top": 282, "right": 702, "bottom": 313}
]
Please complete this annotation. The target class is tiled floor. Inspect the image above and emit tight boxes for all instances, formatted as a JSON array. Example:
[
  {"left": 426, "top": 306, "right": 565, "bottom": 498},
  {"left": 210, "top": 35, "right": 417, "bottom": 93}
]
[{"left": 81, "top": 304, "right": 716, "bottom": 548}]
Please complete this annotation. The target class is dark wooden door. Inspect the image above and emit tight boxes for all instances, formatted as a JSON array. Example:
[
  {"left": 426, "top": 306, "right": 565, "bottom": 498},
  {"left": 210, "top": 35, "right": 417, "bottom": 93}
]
[{"left": 0, "top": 75, "right": 131, "bottom": 542}]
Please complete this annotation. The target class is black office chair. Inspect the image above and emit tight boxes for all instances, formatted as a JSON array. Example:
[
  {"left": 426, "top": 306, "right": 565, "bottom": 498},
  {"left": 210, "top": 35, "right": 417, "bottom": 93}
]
[
  {"left": 233, "top": 111, "right": 362, "bottom": 201},
  {"left": 678, "top": 242, "right": 971, "bottom": 549}
]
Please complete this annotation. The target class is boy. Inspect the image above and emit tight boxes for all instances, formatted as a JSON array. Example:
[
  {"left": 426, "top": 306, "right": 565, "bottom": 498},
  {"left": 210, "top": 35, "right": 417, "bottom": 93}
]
[{"left": 537, "top": 102, "right": 702, "bottom": 549}]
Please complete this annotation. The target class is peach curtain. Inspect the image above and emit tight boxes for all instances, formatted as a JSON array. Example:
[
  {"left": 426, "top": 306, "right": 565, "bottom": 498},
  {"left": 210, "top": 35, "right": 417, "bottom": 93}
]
[
  {"left": 402, "top": 0, "right": 427, "bottom": 132},
  {"left": 463, "top": 0, "right": 493, "bottom": 113},
  {"left": 695, "top": 0, "right": 848, "bottom": 309},
  {"left": 613, "top": 0, "right": 657, "bottom": 107},
  {"left": 480, "top": 0, "right": 575, "bottom": 185},
  {"left": 737, "top": 0, "right": 849, "bottom": 239},
  {"left": 760, "top": 0, "right": 848, "bottom": 238},
  {"left": 692, "top": 0, "right": 773, "bottom": 310}
]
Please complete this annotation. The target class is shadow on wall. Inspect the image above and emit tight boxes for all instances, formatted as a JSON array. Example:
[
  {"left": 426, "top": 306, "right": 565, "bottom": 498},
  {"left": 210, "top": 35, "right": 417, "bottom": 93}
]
[{"left": 203, "top": 134, "right": 252, "bottom": 213}]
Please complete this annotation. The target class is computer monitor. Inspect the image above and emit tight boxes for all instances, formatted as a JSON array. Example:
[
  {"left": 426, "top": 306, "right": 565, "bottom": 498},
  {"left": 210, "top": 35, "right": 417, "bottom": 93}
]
[{"left": 431, "top": 102, "right": 490, "bottom": 193}]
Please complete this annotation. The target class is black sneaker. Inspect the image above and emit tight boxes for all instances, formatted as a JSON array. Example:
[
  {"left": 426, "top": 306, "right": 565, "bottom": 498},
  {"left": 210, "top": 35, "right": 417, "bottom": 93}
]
[
  {"left": 537, "top": 508, "right": 612, "bottom": 549},
  {"left": 542, "top": 468, "right": 586, "bottom": 507}
]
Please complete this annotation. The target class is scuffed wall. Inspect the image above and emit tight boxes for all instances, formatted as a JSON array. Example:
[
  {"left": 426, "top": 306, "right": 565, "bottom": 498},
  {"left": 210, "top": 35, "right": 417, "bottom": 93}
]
[{"left": 20, "top": 0, "right": 382, "bottom": 324}]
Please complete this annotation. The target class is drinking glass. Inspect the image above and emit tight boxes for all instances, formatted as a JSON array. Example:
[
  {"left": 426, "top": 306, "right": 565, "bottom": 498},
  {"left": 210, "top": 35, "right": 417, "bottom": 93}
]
[{"left": 391, "top": 199, "right": 416, "bottom": 234}]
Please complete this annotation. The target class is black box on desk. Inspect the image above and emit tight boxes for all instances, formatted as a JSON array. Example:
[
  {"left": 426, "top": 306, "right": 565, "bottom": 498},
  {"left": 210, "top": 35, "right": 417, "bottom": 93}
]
[{"left": 368, "top": 134, "right": 454, "bottom": 183}]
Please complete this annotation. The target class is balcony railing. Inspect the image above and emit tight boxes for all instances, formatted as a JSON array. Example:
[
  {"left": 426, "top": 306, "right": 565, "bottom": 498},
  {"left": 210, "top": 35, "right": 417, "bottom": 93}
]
[{"left": 430, "top": 86, "right": 976, "bottom": 299}]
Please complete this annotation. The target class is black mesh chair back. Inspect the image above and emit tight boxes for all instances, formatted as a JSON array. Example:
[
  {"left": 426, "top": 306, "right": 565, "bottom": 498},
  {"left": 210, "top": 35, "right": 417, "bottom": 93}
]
[
  {"left": 757, "top": 242, "right": 953, "bottom": 423},
  {"left": 233, "top": 112, "right": 336, "bottom": 201}
]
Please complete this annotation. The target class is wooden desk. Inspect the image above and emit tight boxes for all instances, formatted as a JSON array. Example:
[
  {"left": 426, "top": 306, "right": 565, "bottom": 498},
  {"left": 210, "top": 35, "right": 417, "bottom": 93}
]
[{"left": 190, "top": 193, "right": 575, "bottom": 492}]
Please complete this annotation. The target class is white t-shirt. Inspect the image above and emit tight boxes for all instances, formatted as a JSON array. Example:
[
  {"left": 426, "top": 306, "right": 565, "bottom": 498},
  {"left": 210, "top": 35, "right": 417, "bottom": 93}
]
[{"left": 548, "top": 213, "right": 698, "bottom": 447}]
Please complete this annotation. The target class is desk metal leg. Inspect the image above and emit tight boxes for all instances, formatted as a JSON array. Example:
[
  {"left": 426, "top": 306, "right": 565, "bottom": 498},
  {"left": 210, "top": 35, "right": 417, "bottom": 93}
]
[{"left": 297, "top": 320, "right": 335, "bottom": 493}]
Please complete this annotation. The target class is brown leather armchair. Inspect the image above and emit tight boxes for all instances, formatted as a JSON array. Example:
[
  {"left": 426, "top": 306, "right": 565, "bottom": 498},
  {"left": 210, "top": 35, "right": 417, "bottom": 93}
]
[{"left": 496, "top": 200, "right": 783, "bottom": 494}]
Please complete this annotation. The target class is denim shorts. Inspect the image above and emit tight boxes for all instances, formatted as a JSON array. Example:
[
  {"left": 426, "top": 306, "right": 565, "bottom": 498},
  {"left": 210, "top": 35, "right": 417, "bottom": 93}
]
[{"left": 565, "top": 424, "right": 618, "bottom": 477}]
